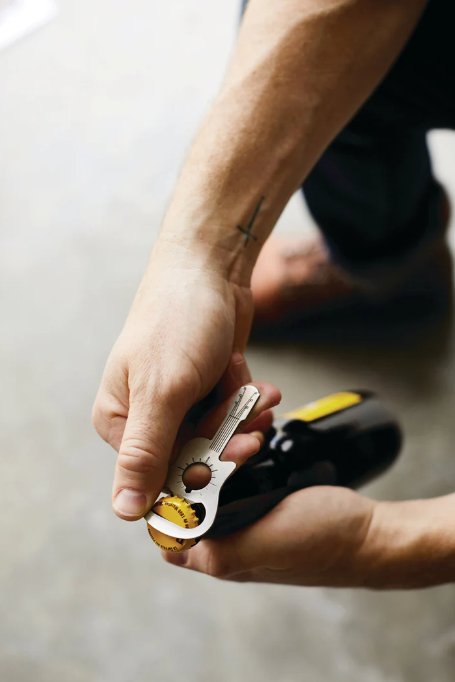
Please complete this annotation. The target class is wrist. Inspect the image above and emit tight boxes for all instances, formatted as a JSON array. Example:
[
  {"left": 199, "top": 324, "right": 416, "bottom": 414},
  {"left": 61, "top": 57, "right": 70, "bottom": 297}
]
[
  {"left": 157, "top": 88, "right": 300, "bottom": 287},
  {"left": 359, "top": 495, "right": 455, "bottom": 589},
  {"left": 156, "top": 225, "right": 257, "bottom": 288}
]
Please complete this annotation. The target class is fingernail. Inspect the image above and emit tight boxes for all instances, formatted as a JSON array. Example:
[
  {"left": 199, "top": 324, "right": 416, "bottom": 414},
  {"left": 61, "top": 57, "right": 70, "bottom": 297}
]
[
  {"left": 232, "top": 352, "right": 244, "bottom": 365},
  {"left": 113, "top": 489, "right": 149, "bottom": 517}
]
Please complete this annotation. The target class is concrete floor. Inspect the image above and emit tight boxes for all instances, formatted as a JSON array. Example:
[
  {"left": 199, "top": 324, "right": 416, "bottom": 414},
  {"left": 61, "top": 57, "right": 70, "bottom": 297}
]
[{"left": 0, "top": 2, "right": 454, "bottom": 681}]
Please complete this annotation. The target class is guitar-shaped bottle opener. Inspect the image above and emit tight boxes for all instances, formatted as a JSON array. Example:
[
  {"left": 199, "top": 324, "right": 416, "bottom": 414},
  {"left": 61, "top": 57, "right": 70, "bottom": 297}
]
[{"left": 145, "top": 385, "right": 260, "bottom": 543}]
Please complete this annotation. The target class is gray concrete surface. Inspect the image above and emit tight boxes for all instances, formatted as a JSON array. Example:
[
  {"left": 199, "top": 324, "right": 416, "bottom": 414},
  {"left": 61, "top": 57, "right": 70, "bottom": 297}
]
[{"left": 0, "top": 2, "right": 454, "bottom": 681}]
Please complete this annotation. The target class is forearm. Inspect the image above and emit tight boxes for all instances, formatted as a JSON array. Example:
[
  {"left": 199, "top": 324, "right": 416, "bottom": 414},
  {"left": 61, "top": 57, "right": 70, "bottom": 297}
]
[
  {"left": 362, "top": 494, "right": 455, "bottom": 589},
  {"left": 159, "top": 0, "right": 427, "bottom": 285}
]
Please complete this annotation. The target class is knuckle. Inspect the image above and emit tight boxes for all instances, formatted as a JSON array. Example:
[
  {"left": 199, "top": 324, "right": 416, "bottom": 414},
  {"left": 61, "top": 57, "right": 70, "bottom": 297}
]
[
  {"left": 92, "top": 396, "right": 126, "bottom": 448},
  {"left": 118, "top": 437, "right": 162, "bottom": 476},
  {"left": 129, "top": 355, "right": 202, "bottom": 409},
  {"left": 139, "top": 375, "right": 194, "bottom": 408},
  {"left": 91, "top": 401, "right": 109, "bottom": 441}
]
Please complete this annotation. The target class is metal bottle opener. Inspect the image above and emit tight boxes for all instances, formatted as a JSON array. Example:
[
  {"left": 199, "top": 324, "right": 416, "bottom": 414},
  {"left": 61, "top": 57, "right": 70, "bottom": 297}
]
[{"left": 145, "top": 384, "right": 260, "bottom": 540}]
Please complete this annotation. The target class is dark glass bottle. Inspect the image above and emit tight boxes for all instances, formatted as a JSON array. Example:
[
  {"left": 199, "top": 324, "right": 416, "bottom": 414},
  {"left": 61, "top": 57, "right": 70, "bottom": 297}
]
[{"left": 206, "top": 390, "right": 402, "bottom": 538}]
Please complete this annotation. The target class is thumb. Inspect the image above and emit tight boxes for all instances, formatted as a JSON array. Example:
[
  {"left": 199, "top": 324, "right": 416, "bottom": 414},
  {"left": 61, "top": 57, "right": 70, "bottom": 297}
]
[{"left": 112, "top": 396, "right": 185, "bottom": 520}]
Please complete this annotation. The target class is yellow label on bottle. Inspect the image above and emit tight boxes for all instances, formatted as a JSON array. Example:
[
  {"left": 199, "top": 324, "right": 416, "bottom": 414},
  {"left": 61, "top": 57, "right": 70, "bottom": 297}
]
[{"left": 284, "top": 391, "right": 362, "bottom": 423}]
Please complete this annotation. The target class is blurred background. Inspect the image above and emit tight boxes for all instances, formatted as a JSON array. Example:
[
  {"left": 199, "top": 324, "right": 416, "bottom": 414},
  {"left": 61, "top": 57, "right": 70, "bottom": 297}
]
[{"left": 1, "top": 1, "right": 454, "bottom": 681}]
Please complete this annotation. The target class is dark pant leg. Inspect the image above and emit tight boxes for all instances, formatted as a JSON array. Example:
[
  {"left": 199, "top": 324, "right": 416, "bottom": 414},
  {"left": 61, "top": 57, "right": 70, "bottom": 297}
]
[
  {"left": 303, "top": 0, "right": 455, "bottom": 276},
  {"left": 303, "top": 115, "right": 444, "bottom": 274}
]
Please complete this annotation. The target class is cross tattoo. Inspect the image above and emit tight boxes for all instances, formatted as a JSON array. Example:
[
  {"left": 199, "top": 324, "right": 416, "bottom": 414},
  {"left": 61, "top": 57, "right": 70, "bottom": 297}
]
[{"left": 237, "top": 196, "right": 265, "bottom": 246}]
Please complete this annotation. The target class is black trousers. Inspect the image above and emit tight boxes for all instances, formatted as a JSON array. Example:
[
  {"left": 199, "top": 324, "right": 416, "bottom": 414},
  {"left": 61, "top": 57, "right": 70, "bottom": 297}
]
[{"left": 242, "top": 0, "right": 455, "bottom": 276}]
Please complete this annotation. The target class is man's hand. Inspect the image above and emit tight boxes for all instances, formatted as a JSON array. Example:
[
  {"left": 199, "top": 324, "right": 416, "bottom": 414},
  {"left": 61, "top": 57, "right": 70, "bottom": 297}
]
[
  {"left": 163, "top": 489, "right": 455, "bottom": 589},
  {"left": 92, "top": 241, "right": 280, "bottom": 519},
  {"left": 164, "top": 486, "right": 375, "bottom": 587}
]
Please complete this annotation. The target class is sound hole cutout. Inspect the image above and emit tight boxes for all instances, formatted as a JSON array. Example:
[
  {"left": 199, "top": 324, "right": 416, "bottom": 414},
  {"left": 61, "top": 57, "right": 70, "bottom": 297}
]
[{"left": 182, "top": 462, "right": 213, "bottom": 492}]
